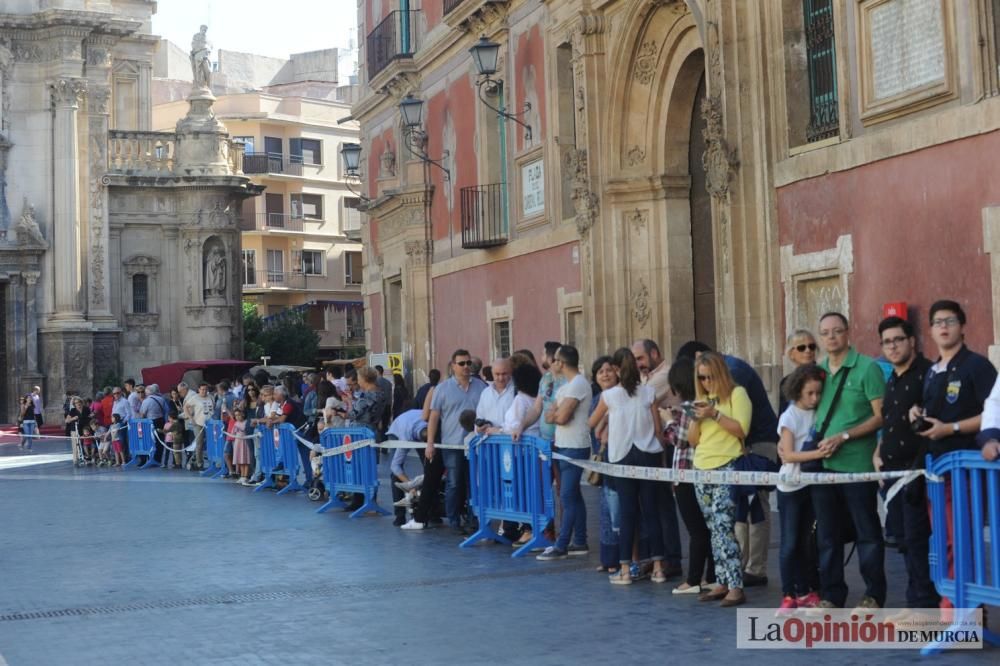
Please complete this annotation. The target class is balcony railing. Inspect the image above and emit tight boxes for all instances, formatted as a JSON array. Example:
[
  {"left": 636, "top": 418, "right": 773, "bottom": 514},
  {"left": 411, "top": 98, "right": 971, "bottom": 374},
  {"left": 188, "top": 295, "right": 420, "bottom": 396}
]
[
  {"left": 241, "top": 152, "right": 304, "bottom": 176},
  {"left": 444, "top": 0, "right": 465, "bottom": 14},
  {"left": 244, "top": 271, "right": 308, "bottom": 290},
  {"left": 107, "top": 130, "right": 176, "bottom": 175},
  {"left": 461, "top": 183, "right": 508, "bottom": 249},
  {"left": 343, "top": 325, "right": 365, "bottom": 341},
  {"left": 243, "top": 213, "right": 306, "bottom": 232},
  {"left": 367, "top": 9, "right": 416, "bottom": 80}
]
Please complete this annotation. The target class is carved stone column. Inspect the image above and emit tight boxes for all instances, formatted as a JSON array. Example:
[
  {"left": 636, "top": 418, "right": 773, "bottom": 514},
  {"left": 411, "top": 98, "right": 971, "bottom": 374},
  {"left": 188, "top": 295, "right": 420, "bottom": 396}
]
[
  {"left": 23, "top": 271, "right": 40, "bottom": 374},
  {"left": 49, "top": 78, "right": 88, "bottom": 324},
  {"left": 87, "top": 85, "right": 114, "bottom": 323}
]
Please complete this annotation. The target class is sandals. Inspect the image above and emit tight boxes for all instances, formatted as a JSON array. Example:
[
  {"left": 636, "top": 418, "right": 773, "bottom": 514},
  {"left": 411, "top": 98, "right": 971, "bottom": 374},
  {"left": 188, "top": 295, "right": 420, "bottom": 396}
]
[
  {"left": 651, "top": 571, "right": 667, "bottom": 584},
  {"left": 609, "top": 570, "right": 633, "bottom": 586}
]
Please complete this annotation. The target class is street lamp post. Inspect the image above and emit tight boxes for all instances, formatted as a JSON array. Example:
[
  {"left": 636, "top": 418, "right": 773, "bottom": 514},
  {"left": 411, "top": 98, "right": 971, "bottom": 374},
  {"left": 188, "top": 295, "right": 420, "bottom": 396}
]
[
  {"left": 397, "top": 94, "right": 451, "bottom": 180},
  {"left": 339, "top": 142, "right": 372, "bottom": 203},
  {"left": 468, "top": 36, "right": 532, "bottom": 141}
]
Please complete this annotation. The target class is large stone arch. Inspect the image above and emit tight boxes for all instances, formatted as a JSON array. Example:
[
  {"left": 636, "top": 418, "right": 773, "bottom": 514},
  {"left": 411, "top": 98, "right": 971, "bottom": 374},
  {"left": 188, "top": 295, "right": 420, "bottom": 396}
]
[{"left": 591, "top": 0, "right": 710, "bottom": 356}]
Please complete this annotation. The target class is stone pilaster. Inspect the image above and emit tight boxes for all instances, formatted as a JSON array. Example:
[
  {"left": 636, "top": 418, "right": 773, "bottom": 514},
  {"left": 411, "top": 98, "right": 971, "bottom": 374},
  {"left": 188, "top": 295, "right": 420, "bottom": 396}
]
[{"left": 49, "top": 78, "right": 88, "bottom": 325}]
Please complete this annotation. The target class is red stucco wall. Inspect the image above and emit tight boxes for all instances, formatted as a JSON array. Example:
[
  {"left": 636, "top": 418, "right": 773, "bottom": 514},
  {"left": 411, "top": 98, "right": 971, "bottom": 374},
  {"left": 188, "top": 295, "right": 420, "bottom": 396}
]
[
  {"left": 776, "top": 130, "right": 1000, "bottom": 358},
  {"left": 425, "top": 78, "right": 476, "bottom": 242},
  {"left": 368, "top": 292, "right": 384, "bottom": 354},
  {"left": 431, "top": 242, "right": 581, "bottom": 368},
  {"left": 513, "top": 24, "right": 547, "bottom": 152}
]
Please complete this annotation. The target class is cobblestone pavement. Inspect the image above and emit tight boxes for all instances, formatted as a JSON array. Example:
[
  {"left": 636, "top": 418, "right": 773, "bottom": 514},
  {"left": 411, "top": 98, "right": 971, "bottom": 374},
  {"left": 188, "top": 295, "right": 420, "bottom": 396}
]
[{"left": 0, "top": 440, "right": 994, "bottom": 665}]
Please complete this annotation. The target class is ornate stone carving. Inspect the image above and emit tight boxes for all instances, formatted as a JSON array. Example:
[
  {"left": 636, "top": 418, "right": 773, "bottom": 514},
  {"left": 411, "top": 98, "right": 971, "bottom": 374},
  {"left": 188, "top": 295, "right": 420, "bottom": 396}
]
[
  {"left": 404, "top": 240, "right": 430, "bottom": 266},
  {"left": 123, "top": 254, "right": 161, "bottom": 278},
  {"left": 12, "top": 42, "right": 45, "bottom": 62},
  {"left": 701, "top": 95, "right": 739, "bottom": 200},
  {"left": 379, "top": 149, "right": 396, "bottom": 177},
  {"left": 51, "top": 78, "right": 88, "bottom": 107},
  {"left": 625, "top": 208, "right": 648, "bottom": 233},
  {"left": 566, "top": 148, "right": 599, "bottom": 237},
  {"left": 14, "top": 198, "right": 47, "bottom": 246},
  {"left": 89, "top": 117, "right": 108, "bottom": 307},
  {"left": 633, "top": 41, "right": 658, "bottom": 85},
  {"left": 88, "top": 86, "right": 111, "bottom": 115},
  {"left": 191, "top": 25, "right": 213, "bottom": 90},
  {"left": 706, "top": 19, "right": 723, "bottom": 91},
  {"left": 125, "top": 313, "right": 160, "bottom": 329},
  {"left": 203, "top": 239, "right": 227, "bottom": 298},
  {"left": 632, "top": 277, "right": 651, "bottom": 326},
  {"left": 626, "top": 145, "right": 646, "bottom": 166},
  {"left": 23, "top": 271, "right": 40, "bottom": 286},
  {"left": 86, "top": 46, "right": 112, "bottom": 68}
]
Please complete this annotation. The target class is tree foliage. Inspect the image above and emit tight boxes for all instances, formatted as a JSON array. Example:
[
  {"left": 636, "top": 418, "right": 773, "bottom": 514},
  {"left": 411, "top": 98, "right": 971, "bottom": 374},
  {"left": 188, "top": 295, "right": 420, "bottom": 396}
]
[{"left": 242, "top": 302, "right": 319, "bottom": 366}]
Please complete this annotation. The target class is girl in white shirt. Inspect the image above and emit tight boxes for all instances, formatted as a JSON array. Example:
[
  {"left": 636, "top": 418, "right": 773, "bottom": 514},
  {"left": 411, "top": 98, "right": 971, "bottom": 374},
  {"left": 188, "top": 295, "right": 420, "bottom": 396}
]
[{"left": 588, "top": 347, "right": 666, "bottom": 585}]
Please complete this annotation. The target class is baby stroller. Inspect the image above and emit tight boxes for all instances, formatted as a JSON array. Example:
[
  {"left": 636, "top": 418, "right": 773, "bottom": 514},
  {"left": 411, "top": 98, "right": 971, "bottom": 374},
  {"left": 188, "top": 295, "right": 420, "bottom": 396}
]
[
  {"left": 306, "top": 445, "right": 326, "bottom": 501},
  {"left": 74, "top": 426, "right": 98, "bottom": 467}
]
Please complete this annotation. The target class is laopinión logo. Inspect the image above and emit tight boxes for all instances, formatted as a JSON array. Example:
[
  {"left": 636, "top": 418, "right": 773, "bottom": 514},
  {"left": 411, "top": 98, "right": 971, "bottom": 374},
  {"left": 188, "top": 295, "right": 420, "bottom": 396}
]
[{"left": 736, "top": 609, "right": 983, "bottom": 650}]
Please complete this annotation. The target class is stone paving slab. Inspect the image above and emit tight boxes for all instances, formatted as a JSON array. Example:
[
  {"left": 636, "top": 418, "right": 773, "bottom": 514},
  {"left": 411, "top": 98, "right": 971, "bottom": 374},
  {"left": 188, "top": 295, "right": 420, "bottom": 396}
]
[{"left": 0, "top": 458, "right": 994, "bottom": 664}]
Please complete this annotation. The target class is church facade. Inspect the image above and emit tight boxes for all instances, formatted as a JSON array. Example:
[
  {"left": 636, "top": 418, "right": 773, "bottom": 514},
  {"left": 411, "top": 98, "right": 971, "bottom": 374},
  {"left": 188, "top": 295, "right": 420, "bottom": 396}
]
[{"left": 0, "top": 1, "right": 258, "bottom": 422}]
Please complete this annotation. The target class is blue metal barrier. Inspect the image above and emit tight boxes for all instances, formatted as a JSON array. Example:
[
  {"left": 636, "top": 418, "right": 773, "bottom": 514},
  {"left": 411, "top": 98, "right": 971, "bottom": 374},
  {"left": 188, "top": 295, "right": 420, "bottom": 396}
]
[
  {"left": 461, "top": 434, "right": 554, "bottom": 557},
  {"left": 123, "top": 418, "right": 159, "bottom": 469},
  {"left": 201, "top": 420, "right": 226, "bottom": 478},
  {"left": 316, "top": 427, "right": 389, "bottom": 518},
  {"left": 253, "top": 425, "right": 280, "bottom": 492},
  {"left": 20, "top": 419, "right": 37, "bottom": 449},
  {"left": 923, "top": 451, "right": 1000, "bottom": 654},
  {"left": 274, "top": 423, "right": 304, "bottom": 495}
]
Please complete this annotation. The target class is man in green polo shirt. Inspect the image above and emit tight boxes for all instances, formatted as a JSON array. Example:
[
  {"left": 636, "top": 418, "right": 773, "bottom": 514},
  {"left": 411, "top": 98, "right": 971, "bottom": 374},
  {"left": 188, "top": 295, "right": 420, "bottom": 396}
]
[{"left": 809, "top": 312, "right": 886, "bottom": 612}]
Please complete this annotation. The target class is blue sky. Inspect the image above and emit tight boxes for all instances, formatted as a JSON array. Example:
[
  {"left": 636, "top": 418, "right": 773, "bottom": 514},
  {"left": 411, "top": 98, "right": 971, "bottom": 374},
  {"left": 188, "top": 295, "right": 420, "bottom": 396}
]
[{"left": 152, "top": 0, "right": 358, "bottom": 60}]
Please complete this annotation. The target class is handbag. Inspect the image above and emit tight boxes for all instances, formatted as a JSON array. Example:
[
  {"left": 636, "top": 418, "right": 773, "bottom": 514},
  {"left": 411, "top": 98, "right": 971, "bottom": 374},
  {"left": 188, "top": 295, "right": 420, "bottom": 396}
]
[
  {"left": 800, "top": 365, "right": 852, "bottom": 473},
  {"left": 586, "top": 443, "right": 605, "bottom": 486}
]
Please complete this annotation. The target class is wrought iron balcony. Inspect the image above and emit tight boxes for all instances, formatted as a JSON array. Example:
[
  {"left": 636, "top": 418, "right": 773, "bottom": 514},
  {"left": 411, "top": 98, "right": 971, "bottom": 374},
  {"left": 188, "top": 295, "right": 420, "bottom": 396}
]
[
  {"left": 444, "top": 0, "right": 465, "bottom": 14},
  {"left": 241, "top": 152, "right": 304, "bottom": 176},
  {"left": 366, "top": 9, "right": 417, "bottom": 80},
  {"left": 460, "top": 183, "right": 508, "bottom": 249}
]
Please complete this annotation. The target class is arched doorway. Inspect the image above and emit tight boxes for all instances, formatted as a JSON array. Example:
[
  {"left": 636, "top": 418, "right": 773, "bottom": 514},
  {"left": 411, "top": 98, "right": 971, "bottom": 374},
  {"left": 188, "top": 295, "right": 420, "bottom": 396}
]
[{"left": 688, "top": 73, "right": 716, "bottom": 348}]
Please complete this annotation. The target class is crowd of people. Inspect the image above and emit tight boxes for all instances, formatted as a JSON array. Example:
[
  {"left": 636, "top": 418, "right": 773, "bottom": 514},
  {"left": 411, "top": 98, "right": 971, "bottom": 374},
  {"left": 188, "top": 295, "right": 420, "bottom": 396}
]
[
  {"left": 385, "top": 298, "right": 1000, "bottom": 618},
  {"left": 24, "top": 297, "right": 1000, "bottom": 618}
]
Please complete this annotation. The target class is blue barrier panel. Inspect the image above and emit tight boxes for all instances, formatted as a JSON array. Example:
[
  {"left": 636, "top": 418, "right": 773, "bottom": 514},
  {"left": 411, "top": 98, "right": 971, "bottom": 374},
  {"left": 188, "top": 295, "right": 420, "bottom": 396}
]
[
  {"left": 253, "top": 425, "right": 280, "bottom": 493},
  {"left": 123, "top": 418, "right": 159, "bottom": 469},
  {"left": 923, "top": 451, "right": 1000, "bottom": 654},
  {"left": 460, "top": 434, "right": 554, "bottom": 557},
  {"left": 316, "top": 427, "right": 389, "bottom": 518},
  {"left": 201, "top": 419, "right": 226, "bottom": 478},
  {"left": 20, "top": 419, "right": 37, "bottom": 449},
  {"left": 274, "top": 423, "right": 304, "bottom": 495}
]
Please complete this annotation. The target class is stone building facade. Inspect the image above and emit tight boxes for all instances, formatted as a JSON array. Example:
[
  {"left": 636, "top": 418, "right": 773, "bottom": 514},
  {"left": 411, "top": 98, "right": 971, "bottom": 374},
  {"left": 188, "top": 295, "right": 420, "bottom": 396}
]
[
  {"left": 355, "top": 0, "right": 1000, "bottom": 389},
  {"left": 0, "top": 2, "right": 258, "bottom": 422}
]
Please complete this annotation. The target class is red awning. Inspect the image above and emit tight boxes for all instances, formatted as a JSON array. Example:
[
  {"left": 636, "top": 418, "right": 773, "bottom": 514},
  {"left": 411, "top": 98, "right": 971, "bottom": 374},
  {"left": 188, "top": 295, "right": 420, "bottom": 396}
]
[{"left": 140, "top": 360, "right": 256, "bottom": 390}]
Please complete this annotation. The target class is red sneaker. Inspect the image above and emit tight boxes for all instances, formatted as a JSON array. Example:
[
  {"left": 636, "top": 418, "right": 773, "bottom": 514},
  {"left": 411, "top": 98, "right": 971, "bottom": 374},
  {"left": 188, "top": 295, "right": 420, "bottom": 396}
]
[
  {"left": 776, "top": 596, "right": 798, "bottom": 617},
  {"left": 797, "top": 592, "right": 821, "bottom": 609}
]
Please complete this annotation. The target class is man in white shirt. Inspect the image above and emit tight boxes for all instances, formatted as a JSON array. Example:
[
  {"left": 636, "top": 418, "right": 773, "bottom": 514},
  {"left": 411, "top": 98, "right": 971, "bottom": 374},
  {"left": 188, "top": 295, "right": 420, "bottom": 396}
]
[
  {"left": 538, "top": 345, "right": 593, "bottom": 561},
  {"left": 475, "top": 358, "right": 515, "bottom": 433},
  {"left": 184, "top": 382, "right": 214, "bottom": 470}
]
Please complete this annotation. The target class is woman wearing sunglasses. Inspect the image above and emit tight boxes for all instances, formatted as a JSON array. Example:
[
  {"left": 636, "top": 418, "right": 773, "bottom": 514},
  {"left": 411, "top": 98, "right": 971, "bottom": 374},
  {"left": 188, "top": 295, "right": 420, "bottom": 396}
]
[
  {"left": 689, "top": 351, "right": 752, "bottom": 607},
  {"left": 779, "top": 330, "right": 818, "bottom": 414}
]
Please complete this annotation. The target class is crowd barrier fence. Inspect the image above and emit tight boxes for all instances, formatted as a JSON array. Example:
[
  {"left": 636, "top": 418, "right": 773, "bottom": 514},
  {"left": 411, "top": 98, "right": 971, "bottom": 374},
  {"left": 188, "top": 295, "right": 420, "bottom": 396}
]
[
  {"left": 123, "top": 418, "right": 158, "bottom": 469},
  {"left": 201, "top": 420, "right": 226, "bottom": 479},
  {"left": 460, "top": 434, "right": 554, "bottom": 558},
  {"left": 317, "top": 427, "right": 389, "bottom": 518},
  {"left": 923, "top": 450, "right": 1000, "bottom": 654}
]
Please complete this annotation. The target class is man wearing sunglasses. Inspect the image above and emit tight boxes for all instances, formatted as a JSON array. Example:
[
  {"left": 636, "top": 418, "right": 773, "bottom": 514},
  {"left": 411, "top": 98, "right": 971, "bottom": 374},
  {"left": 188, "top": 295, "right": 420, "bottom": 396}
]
[
  {"left": 425, "top": 349, "right": 486, "bottom": 534},
  {"left": 871, "top": 315, "right": 937, "bottom": 611}
]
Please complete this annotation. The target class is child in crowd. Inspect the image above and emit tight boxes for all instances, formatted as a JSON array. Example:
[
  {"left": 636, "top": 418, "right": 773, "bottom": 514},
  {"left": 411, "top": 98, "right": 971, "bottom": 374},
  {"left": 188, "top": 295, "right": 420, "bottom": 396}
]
[
  {"left": 111, "top": 414, "right": 126, "bottom": 468},
  {"left": 775, "top": 363, "right": 827, "bottom": 614},
  {"left": 80, "top": 424, "right": 97, "bottom": 465},
  {"left": 229, "top": 408, "right": 252, "bottom": 484}
]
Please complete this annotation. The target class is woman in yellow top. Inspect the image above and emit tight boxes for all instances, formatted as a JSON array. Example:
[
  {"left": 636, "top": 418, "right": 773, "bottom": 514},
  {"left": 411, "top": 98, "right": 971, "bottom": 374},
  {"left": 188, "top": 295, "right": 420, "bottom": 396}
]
[{"left": 689, "top": 352, "right": 752, "bottom": 607}]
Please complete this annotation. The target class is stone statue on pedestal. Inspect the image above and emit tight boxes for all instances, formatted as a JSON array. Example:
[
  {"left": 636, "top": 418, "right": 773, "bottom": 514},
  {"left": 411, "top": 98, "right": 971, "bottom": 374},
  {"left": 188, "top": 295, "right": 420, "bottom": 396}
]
[
  {"left": 203, "top": 245, "right": 226, "bottom": 298},
  {"left": 190, "top": 25, "right": 212, "bottom": 90},
  {"left": 15, "top": 198, "right": 46, "bottom": 246}
]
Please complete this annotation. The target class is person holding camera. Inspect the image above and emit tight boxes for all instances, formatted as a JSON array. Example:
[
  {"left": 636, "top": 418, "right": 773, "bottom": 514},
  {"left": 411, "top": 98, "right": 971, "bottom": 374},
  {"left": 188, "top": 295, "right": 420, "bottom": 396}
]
[
  {"left": 809, "top": 312, "right": 886, "bottom": 612},
  {"left": 908, "top": 300, "right": 996, "bottom": 614},
  {"left": 18, "top": 394, "right": 37, "bottom": 449},
  {"left": 870, "top": 316, "right": 937, "bottom": 610}
]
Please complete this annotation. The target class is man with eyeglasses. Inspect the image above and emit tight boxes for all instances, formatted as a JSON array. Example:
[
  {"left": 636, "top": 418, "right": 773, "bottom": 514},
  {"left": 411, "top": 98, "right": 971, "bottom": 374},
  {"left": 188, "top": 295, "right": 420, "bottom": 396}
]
[
  {"left": 909, "top": 300, "right": 996, "bottom": 614},
  {"left": 810, "top": 311, "right": 887, "bottom": 612},
  {"left": 871, "top": 316, "right": 937, "bottom": 610},
  {"left": 424, "top": 349, "right": 486, "bottom": 534}
]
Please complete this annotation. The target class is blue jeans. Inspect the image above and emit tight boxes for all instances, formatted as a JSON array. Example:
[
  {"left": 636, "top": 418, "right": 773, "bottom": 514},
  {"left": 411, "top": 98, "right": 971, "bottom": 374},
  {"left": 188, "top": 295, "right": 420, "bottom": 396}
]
[
  {"left": 616, "top": 447, "right": 663, "bottom": 564},
  {"left": 443, "top": 449, "right": 464, "bottom": 528},
  {"left": 810, "top": 480, "right": 886, "bottom": 607},
  {"left": 777, "top": 489, "right": 819, "bottom": 597},
  {"left": 297, "top": 442, "right": 314, "bottom": 484},
  {"left": 600, "top": 482, "right": 621, "bottom": 569},
  {"left": 555, "top": 446, "right": 588, "bottom": 550}
]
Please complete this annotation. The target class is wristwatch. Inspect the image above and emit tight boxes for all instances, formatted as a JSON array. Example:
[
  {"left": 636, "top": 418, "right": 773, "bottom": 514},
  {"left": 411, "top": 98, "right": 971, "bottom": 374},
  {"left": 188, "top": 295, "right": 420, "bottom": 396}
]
[
  {"left": 952, "top": 422, "right": 960, "bottom": 434},
  {"left": 841, "top": 432, "right": 850, "bottom": 442}
]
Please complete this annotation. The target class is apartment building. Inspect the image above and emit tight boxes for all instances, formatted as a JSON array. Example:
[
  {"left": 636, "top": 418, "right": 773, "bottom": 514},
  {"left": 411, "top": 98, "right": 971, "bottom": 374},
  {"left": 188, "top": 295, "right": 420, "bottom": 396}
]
[{"left": 154, "top": 45, "right": 365, "bottom": 360}]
